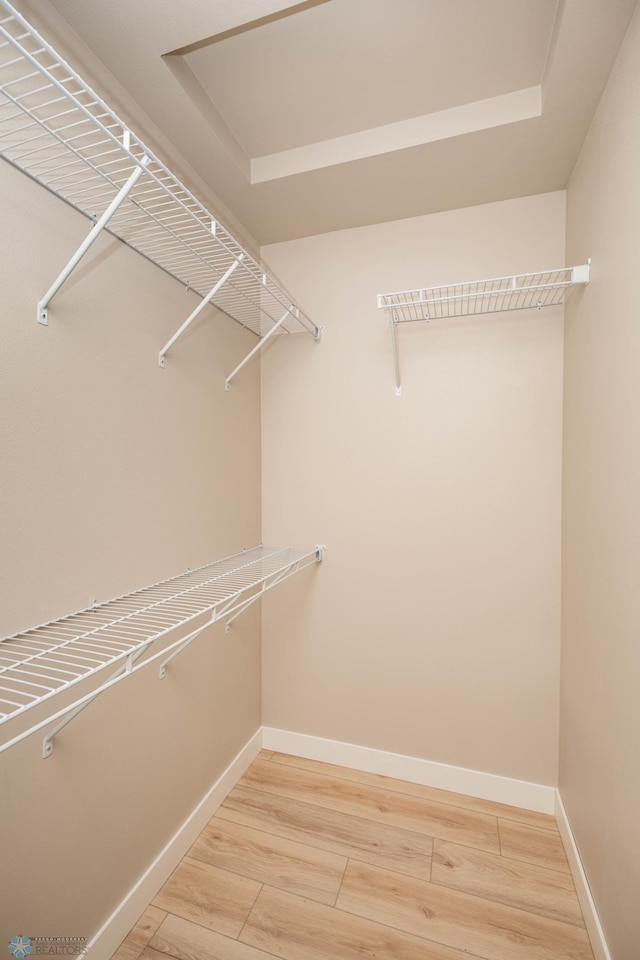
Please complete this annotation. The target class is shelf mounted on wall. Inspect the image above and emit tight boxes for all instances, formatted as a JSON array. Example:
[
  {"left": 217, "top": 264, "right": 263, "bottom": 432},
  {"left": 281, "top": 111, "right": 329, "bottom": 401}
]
[
  {"left": 378, "top": 262, "right": 590, "bottom": 395},
  {"left": 0, "top": 545, "right": 325, "bottom": 758},
  {"left": 0, "top": 0, "right": 322, "bottom": 383}
]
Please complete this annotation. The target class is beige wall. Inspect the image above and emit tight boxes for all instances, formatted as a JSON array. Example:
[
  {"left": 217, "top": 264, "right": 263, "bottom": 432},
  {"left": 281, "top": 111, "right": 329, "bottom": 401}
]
[
  {"left": 261, "top": 191, "right": 565, "bottom": 786},
  {"left": 0, "top": 159, "right": 262, "bottom": 941},
  {"left": 562, "top": 6, "right": 640, "bottom": 957}
]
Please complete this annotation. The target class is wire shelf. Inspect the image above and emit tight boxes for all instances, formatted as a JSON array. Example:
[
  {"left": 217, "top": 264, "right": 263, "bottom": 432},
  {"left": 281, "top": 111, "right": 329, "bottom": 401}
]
[
  {"left": 377, "top": 263, "right": 590, "bottom": 394},
  {"left": 0, "top": 0, "right": 318, "bottom": 340},
  {"left": 0, "top": 545, "right": 324, "bottom": 753},
  {"left": 377, "top": 265, "right": 590, "bottom": 323}
]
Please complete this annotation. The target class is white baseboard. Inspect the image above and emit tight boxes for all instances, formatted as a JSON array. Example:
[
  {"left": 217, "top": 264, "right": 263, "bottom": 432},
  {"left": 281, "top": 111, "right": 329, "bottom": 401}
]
[
  {"left": 555, "top": 791, "right": 611, "bottom": 960},
  {"left": 86, "top": 728, "right": 262, "bottom": 960},
  {"left": 262, "top": 727, "right": 556, "bottom": 814}
]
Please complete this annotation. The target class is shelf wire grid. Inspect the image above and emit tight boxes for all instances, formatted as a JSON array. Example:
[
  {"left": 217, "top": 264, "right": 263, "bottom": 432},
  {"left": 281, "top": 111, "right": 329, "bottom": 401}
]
[
  {"left": 0, "top": 0, "right": 317, "bottom": 339},
  {"left": 0, "top": 545, "right": 318, "bottom": 733},
  {"left": 378, "top": 268, "right": 579, "bottom": 323}
]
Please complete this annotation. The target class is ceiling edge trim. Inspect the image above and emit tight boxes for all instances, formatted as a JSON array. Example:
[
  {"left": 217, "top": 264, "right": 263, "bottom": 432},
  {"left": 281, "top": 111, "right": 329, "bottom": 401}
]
[{"left": 251, "top": 86, "right": 542, "bottom": 183}]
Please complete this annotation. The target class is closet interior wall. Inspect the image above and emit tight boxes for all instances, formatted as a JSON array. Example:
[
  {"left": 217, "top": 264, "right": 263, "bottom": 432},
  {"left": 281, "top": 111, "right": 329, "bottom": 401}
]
[
  {"left": 0, "top": 157, "right": 262, "bottom": 940},
  {"left": 261, "top": 190, "right": 565, "bottom": 788},
  {"left": 562, "top": 3, "right": 640, "bottom": 955}
]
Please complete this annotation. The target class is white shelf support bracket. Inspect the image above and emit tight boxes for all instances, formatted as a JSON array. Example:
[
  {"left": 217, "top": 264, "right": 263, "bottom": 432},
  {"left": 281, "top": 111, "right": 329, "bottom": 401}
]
[
  {"left": 390, "top": 312, "right": 402, "bottom": 396},
  {"left": 158, "top": 614, "right": 216, "bottom": 679},
  {"left": 571, "top": 261, "right": 591, "bottom": 285},
  {"left": 159, "top": 255, "right": 244, "bottom": 367},
  {"left": 224, "top": 546, "right": 325, "bottom": 633},
  {"left": 314, "top": 325, "right": 325, "bottom": 342},
  {"left": 225, "top": 308, "right": 291, "bottom": 389},
  {"left": 159, "top": 573, "right": 264, "bottom": 674},
  {"left": 37, "top": 156, "right": 150, "bottom": 325},
  {"left": 42, "top": 644, "right": 151, "bottom": 758},
  {"left": 224, "top": 564, "right": 295, "bottom": 632}
]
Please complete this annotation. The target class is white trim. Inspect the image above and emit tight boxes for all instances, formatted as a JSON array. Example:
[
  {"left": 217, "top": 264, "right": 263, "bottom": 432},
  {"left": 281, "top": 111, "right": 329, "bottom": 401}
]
[
  {"left": 86, "top": 728, "right": 262, "bottom": 960},
  {"left": 555, "top": 791, "right": 612, "bottom": 960},
  {"left": 251, "top": 86, "right": 541, "bottom": 183},
  {"left": 262, "top": 727, "right": 556, "bottom": 814}
]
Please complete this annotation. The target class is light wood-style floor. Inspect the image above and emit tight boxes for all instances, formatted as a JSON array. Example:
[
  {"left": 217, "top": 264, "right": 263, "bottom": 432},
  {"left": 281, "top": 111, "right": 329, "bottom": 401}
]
[{"left": 112, "top": 750, "right": 594, "bottom": 960}]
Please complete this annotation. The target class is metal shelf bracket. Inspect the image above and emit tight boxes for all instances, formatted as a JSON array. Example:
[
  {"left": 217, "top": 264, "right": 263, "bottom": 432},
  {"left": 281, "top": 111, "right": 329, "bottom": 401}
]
[
  {"left": 224, "top": 314, "right": 324, "bottom": 390},
  {"left": 37, "top": 155, "right": 150, "bottom": 325},
  {"left": 42, "top": 646, "right": 149, "bottom": 758},
  {"left": 389, "top": 315, "right": 402, "bottom": 396},
  {"left": 159, "top": 255, "right": 245, "bottom": 367},
  {"left": 225, "top": 307, "right": 292, "bottom": 389},
  {"left": 223, "top": 546, "right": 324, "bottom": 631}
]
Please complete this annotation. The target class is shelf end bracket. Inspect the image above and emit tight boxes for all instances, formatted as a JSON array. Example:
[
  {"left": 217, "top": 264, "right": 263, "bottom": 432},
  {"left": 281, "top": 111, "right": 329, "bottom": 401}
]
[{"left": 571, "top": 261, "right": 591, "bottom": 285}]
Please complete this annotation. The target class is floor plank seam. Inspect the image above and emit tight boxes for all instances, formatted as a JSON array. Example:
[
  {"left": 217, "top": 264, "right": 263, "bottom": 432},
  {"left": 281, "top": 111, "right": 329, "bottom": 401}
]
[
  {"left": 329, "top": 896, "right": 492, "bottom": 960},
  {"left": 210, "top": 809, "right": 361, "bottom": 863},
  {"left": 427, "top": 875, "right": 588, "bottom": 929},
  {"left": 237, "top": 881, "right": 265, "bottom": 942},
  {"left": 267, "top": 755, "right": 560, "bottom": 833},
  {"left": 406, "top": 866, "right": 587, "bottom": 930},
  {"left": 220, "top": 786, "right": 445, "bottom": 853},
  {"left": 242, "top": 768, "right": 510, "bottom": 853},
  {"left": 496, "top": 849, "right": 571, "bottom": 875},
  {"left": 333, "top": 855, "right": 350, "bottom": 907},
  {"left": 236, "top": 786, "right": 504, "bottom": 853}
]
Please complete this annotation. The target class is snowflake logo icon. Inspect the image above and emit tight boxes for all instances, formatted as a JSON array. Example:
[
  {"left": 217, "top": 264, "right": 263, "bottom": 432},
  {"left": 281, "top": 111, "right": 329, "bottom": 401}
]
[{"left": 8, "top": 937, "right": 32, "bottom": 959}]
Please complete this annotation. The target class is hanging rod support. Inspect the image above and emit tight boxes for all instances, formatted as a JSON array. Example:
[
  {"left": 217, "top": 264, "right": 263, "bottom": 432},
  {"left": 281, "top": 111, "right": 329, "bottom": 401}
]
[
  {"left": 225, "top": 308, "right": 291, "bottom": 389},
  {"left": 159, "top": 255, "right": 245, "bottom": 367},
  {"left": 37, "top": 156, "right": 150, "bottom": 325}
]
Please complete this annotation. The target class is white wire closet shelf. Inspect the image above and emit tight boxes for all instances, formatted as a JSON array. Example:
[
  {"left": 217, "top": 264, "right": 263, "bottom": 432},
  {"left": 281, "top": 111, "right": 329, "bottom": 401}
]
[
  {"left": 378, "top": 263, "right": 590, "bottom": 394},
  {"left": 0, "top": 0, "right": 321, "bottom": 380},
  {"left": 0, "top": 545, "right": 325, "bottom": 758}
]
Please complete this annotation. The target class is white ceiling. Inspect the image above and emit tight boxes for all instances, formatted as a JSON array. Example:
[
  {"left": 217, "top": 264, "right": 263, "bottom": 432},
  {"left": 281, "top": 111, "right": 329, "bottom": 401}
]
[
  {"left": 20, "top": 0, "right": 639, "bottom": 246},
  {"left": 180, "top": 0, "right": 557, "bottom": 156}
]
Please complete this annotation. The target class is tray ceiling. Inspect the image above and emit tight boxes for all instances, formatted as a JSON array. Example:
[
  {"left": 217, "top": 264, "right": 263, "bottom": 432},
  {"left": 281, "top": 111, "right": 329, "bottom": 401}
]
[{"left": 15, "top": 0, "right": 639, "bottom": 245}]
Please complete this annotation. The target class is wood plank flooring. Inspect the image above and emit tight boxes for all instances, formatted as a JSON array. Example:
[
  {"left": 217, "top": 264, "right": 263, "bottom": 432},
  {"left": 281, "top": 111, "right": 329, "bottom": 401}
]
[{"left": 112, "top": 750, "right": 593, "bottom": 960}]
